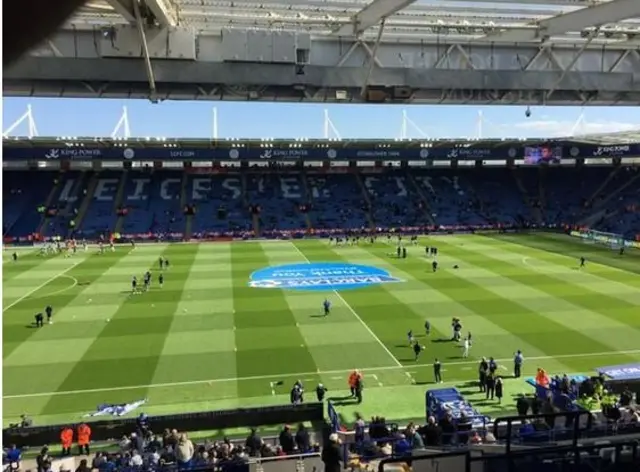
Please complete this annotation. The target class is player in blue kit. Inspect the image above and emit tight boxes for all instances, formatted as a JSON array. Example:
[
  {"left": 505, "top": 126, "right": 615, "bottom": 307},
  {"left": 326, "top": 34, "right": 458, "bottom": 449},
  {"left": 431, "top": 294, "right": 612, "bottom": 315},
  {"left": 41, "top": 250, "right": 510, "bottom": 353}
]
[{"left": 323, "top": 299, "right": 331, "bottom": 316}]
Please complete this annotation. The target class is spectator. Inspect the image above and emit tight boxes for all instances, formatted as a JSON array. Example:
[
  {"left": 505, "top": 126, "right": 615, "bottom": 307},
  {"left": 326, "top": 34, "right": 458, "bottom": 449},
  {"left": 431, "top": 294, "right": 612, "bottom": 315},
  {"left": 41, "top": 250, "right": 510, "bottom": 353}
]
[
  {"left": 175, "top": 433, "right": 194, "bottom": 467},
  {"left": 278, "top": 425, "right": 295, "bottom": 454},
  {"left": 295, "top": 423, "right": 310, "bottom": 452},
  {"left": 419, "top": 416, "right": 442, "bottom": 446},
  {"left": 405, "top": 423, "right": 424, "bottom": 450},
  {"left": 75, "top": 458, "right": 90, "bottom": 472},
  {"left": 36, "top": 447, "right": 51, "bottom": 472},
  {"left": 394, "top": 434, "right": 411, "bottom": 456},
  {"left": 130, "top": 450, "right": 143, "bottom": 467},
  {"left": 321, "top": 434, "right": 342, "bottom": 472},
  {"left": 5, "top": 445, "right": 21, "bottom": 470},
  {"left": 244, "top": 428, "right": 261, "bottom": 456}
]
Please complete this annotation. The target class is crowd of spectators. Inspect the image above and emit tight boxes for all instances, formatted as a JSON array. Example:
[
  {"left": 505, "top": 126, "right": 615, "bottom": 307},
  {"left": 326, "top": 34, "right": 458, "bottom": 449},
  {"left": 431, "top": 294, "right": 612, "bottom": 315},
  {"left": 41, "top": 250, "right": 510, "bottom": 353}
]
[{"left": 347, "top": 414, "right": 497, "bottom": 463}]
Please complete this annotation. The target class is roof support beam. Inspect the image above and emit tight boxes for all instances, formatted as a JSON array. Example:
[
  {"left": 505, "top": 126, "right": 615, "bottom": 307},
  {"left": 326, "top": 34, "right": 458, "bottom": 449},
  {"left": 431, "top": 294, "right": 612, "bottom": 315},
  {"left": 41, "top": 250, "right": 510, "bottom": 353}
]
[
  {"left": 144, "top": 0, "right": 177, "bottom": 28},
  {"left": 105, "top": 0, "right": 136, "bottom": 23},
  {"left": 484, "top": 0, "right": 640, "bottom": 43},
  {"left": 333, "top": 0, "right": 418, "bottom": 36},
  {"left": 133, "top": 0, "right": 158, "bottom": 102}
]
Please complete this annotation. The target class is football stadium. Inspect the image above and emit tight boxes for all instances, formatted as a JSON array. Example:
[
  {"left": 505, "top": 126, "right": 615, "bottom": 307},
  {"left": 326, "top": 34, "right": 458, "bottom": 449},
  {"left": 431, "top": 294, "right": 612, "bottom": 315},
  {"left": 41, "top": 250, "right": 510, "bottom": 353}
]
[{"left": 4, "top": 0, "right": 640, "bottom": 471}]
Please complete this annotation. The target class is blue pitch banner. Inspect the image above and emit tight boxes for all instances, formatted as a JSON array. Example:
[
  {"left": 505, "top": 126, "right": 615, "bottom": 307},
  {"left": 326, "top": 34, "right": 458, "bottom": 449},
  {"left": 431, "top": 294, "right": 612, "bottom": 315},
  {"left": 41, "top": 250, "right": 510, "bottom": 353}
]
[{"left": 3, "top": 143, "right": 640, "bottom": 161}]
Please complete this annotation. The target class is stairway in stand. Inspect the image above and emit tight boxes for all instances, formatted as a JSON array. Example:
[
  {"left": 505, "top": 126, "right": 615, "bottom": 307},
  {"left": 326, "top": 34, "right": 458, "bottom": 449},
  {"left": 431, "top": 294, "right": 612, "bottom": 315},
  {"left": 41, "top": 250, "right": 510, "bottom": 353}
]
[
  {"left": 180, "top": 173, "right": 192, "bottom": 240},
  {"left": 73, "top": 173, "right": 100, "bottom": 234},
  {"left": 511, "top": 168, "right": 542, "bottom": 224},
  {"left": 252, "top": 213, "right": 260, "bottom": 237},
  {"left": 355, "top": 173, "right": 375, "bottom": 229},
  {"left": 301, "top": 170, "right": 313, "bottom": 233},
  {"left": 36, "top": 173, "right": 64, "bottom": 236},
  {"left": 112, "top": 170, "right": 129, "bottom": 234},
  {"left": 406, "top": 172, "right": 435, "bottom": 225},
  {"left": 537, "top": 167, "right": 547, "bottom": 223}
]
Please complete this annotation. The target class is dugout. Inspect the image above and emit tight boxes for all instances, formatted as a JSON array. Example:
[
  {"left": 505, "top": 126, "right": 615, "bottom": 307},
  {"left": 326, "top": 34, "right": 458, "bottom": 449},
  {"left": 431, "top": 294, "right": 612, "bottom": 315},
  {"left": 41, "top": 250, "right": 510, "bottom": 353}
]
[
  {"left": 3, "top": 402, "right": 324, "bottom": 449},
  {"left": 597, "top": 363, "right": 640, "bottom": 398}
]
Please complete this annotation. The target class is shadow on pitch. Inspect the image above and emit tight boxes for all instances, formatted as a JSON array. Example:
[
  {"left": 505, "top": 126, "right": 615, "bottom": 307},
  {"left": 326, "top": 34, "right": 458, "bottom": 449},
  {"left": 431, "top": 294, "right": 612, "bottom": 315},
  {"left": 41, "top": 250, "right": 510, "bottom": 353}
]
[{"left": 328, "top": 395, "right": 359, "bottom": 406}]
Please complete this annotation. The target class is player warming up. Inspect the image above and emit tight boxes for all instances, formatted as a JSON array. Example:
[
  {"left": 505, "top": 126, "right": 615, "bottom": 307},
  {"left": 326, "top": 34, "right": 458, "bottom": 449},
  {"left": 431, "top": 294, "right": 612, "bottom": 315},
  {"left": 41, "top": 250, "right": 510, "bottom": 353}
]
[
  {"left": 413, "top": 341, "right": 423, "bottom": 361},
  {"left": 407, "top": 329, "right": 414, "bottom": 345},
  {"left": 323, "top": 298, "right": 331, "bottom": 316},
  {"left": 144, "top": 271, "right": 152, "bottom": 291}
]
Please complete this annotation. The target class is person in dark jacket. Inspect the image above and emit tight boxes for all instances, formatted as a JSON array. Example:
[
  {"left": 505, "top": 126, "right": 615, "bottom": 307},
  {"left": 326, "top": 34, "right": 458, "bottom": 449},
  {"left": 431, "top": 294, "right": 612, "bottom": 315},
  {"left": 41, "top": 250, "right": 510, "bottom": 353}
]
[
  {"left": 36, "top": 447, "right": 51, "bottom": 472},
  {"left": 321, "top": 434, "right": 342, "bottom": 472},
  {"left": 295, "top": 423, "right": 310, "bottom": 452},
  {"left": 495, "top": 377, "right": 504, "bottom": 403},
  {"left": 485, "top": 373, "right": 496, "bottom": 400},
  {"left": 245, "top": 428, "right": 262, "bottom": 456},
  {"left": 419, "top": 417, "right": 442, "bottom": 446},
  {"left": 278, "top": 425, "right": 295, "bottom": 454},
  {"left": 478, "top": 358, "right": 488, "bottom": 392}
]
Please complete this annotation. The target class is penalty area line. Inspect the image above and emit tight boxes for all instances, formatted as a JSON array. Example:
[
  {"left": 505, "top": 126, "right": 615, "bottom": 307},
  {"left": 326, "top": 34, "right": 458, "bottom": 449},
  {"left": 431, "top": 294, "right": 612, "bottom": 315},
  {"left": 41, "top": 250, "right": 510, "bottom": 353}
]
[{"left": 7, "top": 349, "right": 639, "bottom": 400}]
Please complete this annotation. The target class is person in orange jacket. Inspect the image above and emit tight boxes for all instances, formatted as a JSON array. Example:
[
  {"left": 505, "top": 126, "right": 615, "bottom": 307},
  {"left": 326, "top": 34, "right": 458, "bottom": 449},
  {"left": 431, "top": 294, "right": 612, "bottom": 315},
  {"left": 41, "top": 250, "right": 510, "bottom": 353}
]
[
  {"left": 76, "top": 423, "right": 91, "bottom": 455},
  {"left": 60, "top": 427, "right": 73, "bottom": 456}
]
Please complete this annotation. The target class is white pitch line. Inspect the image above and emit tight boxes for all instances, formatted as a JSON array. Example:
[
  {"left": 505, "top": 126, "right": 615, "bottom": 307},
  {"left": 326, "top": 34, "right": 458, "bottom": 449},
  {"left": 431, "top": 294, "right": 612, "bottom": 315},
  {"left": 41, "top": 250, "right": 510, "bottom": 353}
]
[
  {"left": 7, "top": 348, "right": 639, "bottom": 400},
  {"left": 372, "top": 374, "right": 383, "bottom": 387},
  {"left": 3, "top": 261, "right": 81, "bottom": 312},
  {"left": 289, "top": 242, "right": 403, "bottom": 368}
]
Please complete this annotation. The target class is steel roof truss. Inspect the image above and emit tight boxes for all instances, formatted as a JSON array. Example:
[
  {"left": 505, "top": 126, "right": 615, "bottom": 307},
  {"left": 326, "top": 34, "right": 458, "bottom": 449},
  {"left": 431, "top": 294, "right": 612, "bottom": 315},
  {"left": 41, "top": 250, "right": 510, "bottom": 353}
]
[
  {"left": 144, "top": 0, "right": 178, "bottom": 27},
  {"left": 484, "top": 0, "right": 640, "bottom": 42},
  {"left": 335, "top": 39, "right": 383, "bottom": 68},
  {"left": 333, "top": 0, "right": 419, "bottom": 36},
  {"left": 106, "top": 0, "right": 136, "bottom": 22}
]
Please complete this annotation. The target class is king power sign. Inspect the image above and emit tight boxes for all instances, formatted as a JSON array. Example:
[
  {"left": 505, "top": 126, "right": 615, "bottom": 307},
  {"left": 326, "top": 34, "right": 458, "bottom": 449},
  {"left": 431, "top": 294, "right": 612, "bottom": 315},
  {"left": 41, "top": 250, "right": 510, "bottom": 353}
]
[{"left": 592, "top": 145, "right": 632, "bottom": 157}]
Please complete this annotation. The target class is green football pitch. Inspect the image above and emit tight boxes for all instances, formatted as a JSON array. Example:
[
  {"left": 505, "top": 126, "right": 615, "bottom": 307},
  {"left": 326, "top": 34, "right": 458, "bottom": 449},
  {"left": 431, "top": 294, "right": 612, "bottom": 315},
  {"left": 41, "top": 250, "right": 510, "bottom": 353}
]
[{"left": 3, "top": 233, "right": 640, "bottom": 428}]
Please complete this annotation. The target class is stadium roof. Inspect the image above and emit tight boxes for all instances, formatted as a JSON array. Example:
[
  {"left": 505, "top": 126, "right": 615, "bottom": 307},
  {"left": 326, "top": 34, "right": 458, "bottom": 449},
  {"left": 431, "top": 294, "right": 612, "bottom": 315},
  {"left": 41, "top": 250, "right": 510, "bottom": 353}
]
[{"left": 70, "top": 0, "right": 640, "bottom": 45}]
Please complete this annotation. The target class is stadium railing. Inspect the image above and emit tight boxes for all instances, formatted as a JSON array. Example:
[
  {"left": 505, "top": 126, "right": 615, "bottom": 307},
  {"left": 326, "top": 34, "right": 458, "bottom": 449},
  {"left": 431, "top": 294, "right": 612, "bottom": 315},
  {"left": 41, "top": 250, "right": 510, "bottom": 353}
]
[
  {"left": 251, "top": 453, "right": 322, "bottom": 472},
  {"left": 377, "top": 439, "right": 640, "bottom": 472}
]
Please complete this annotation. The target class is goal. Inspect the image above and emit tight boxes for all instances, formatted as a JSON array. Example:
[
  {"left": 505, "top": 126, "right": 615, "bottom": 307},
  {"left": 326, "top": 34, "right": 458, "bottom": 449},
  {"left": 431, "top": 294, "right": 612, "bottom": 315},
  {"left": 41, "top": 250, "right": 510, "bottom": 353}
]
[{"left": 581, "top": 229, "right": 625, "bottom": 249}]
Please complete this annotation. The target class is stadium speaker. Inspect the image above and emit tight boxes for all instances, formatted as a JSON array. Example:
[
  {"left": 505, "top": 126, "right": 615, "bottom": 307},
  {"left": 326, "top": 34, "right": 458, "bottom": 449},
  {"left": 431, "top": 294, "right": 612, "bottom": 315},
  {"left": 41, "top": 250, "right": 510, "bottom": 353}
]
[
  {"left": 392, "top": 87, "right": 412, "bottom": 99},
  {"left": 365, "top": 89, "right": 387, "bottom": 103}
]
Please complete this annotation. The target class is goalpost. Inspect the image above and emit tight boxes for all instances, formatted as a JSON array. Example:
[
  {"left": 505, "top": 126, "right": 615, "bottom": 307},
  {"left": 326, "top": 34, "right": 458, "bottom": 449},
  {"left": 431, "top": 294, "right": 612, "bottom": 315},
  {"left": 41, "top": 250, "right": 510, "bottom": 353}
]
[{"left": 581, "top": 229, "right": 625, "bottom": 250}]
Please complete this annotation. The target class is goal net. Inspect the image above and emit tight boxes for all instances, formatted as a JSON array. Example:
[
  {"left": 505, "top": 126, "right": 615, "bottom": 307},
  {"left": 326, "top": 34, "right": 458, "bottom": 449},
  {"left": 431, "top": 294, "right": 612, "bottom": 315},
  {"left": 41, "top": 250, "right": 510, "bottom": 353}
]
[{"left": 581, "top": 229, "right": 625, "bottom": 249}]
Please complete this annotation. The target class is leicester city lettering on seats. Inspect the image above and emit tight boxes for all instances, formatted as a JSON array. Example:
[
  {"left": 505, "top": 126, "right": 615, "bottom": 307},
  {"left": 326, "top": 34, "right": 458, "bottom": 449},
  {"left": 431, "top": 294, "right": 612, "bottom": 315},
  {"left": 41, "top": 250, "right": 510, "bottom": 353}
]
[{"left": 249, "top": 262, "right": 402, "bottom": 291}]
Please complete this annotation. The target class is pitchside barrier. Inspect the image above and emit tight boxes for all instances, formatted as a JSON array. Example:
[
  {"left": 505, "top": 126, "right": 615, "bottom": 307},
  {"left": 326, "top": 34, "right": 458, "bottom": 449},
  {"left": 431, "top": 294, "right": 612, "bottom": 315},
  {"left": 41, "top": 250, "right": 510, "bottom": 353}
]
[
  {"left": 2, "top": 402, "right": 325, "bottom": 449},
  {"left": 3, "top": 223, "right": 551, "bottom": 245}
]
